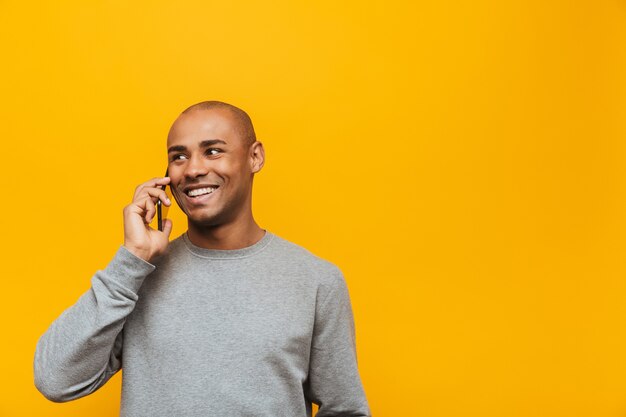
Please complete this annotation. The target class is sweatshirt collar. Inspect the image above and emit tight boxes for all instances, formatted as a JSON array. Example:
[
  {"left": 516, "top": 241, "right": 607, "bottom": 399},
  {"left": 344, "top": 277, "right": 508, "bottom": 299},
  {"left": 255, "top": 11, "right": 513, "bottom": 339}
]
[{"left": 181, "top": 229, "right": 273, "bottom": 259}]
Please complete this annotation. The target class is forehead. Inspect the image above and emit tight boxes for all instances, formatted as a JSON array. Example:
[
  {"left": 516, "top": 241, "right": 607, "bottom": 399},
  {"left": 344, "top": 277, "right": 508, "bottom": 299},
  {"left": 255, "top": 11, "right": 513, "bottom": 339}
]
[{"left": 167, "top": 109, "right": 241, "bottom": 147}]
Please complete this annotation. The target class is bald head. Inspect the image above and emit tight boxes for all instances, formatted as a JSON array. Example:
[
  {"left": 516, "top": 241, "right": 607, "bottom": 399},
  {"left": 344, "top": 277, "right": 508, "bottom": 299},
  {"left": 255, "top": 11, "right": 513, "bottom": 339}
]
[{"left": 180, "top": 100, "right": 256, "bottom": 147}]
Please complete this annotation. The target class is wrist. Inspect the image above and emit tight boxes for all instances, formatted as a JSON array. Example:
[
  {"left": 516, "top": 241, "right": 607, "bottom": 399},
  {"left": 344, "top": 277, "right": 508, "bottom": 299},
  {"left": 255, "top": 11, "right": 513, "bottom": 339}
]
[{"left": 123, "top": 244, "right": 151, "bottom": 262}]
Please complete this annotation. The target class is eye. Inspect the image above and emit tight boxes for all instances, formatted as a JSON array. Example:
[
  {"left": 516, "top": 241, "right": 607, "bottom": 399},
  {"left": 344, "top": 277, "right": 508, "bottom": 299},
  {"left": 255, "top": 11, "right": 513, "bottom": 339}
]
[
  {"left": 206, "top": 148, "right": 222, "bottom": 156},
  {"left": 171, "top": 154, "right": 188, "bottom": 161}
]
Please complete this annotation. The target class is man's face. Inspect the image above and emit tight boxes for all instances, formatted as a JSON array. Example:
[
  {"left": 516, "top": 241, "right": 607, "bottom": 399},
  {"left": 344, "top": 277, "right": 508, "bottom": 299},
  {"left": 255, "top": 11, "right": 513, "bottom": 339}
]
[{"left": 166, "top": 108, "right": 259, "bottom": 227}]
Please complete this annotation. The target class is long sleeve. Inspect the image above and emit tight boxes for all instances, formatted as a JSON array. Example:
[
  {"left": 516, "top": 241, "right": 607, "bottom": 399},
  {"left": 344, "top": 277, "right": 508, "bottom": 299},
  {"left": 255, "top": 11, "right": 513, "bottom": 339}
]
[
  {"left": 305, "top": 266, "right": 371, "bottom": 416},
  {"left": 34, "top": 245, "right": 156, "bottom": 402}
]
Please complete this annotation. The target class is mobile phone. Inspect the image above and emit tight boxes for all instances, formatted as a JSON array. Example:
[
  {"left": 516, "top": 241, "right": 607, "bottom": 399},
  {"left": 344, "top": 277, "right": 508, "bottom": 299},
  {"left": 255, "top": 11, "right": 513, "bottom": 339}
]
[{"left": 157, "top": 168, "right": 170, "bottom": 231}]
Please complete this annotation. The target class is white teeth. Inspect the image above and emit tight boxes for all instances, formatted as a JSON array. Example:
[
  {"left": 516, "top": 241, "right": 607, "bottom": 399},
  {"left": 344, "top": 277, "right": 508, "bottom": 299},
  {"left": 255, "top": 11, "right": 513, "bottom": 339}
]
[{"left": 187, "top": 187, "right": 217, "bottom": 197}]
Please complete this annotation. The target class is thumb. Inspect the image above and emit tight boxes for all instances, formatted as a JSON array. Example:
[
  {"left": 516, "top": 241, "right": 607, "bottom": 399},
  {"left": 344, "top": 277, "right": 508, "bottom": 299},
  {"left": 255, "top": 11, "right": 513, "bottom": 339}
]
[{"left": 162, "top": 218, "right": 173, "bottom": 238}]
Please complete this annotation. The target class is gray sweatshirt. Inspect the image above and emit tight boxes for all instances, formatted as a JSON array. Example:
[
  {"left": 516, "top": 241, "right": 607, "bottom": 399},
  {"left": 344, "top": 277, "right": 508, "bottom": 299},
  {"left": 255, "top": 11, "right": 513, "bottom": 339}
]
[{"left": 34, "top": 230, "right": 371, "bottom": 416}]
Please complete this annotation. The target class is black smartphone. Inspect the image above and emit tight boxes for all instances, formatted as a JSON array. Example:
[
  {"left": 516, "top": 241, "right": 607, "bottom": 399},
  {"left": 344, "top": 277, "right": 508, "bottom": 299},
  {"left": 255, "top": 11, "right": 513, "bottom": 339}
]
[{"left": 157, "top": 168, "right": 169, "bottom": 231}]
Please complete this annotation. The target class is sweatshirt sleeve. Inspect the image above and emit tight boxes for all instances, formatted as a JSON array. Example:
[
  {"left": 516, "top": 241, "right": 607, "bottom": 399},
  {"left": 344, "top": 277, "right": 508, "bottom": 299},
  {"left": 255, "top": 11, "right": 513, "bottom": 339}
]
[
  {"left": 305, "top": 266, "right": 372, "bottom": 417},
  {"left": 34, "top": 245, "right": 156, "bottom": 402}
]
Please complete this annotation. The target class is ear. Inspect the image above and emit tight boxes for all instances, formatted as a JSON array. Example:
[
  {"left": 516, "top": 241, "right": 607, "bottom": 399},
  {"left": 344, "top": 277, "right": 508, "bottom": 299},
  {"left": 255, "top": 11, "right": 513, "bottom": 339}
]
[{"left": 249, "top": 141, "right": 265, "bottom": 174}]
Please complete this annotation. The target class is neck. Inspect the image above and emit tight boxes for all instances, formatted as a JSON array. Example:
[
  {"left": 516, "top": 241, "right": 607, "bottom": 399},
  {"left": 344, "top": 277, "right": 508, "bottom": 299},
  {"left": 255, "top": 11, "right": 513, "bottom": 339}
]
[{"left": 186, "top": 217, "right": 265, "bottom": 250}]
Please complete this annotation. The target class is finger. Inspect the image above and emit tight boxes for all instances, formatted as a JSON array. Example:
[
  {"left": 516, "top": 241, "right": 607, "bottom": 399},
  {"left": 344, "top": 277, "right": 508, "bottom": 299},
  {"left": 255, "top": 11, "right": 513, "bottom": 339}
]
[
  {"left": 124, "top": 194, "right": 151, "bottom": 218},
  {"left": 144, "top": 188, "right": 171, "bottom": 206},
  {"left": 143, "top": 197, "right": 156, "bottom": 224},
  {"left": 162, "top": 218, "right": 173, "bottom": 237},
  {"left": 133, "top": 177, "right": 171, "bottom": 200}
]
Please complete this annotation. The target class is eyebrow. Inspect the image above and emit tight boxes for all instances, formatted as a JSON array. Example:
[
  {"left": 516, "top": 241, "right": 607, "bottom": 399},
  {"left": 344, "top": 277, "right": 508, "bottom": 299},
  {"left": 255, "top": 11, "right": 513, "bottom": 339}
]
[{"left": 168, "top": 139, "right": 227, "bottom": 154}]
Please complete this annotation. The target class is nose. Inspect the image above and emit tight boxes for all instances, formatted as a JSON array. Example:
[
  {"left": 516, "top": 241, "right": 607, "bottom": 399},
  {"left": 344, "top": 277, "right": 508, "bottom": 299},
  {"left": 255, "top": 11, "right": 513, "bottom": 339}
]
[{"left": 183, "top": 153, "right": 209, "bottom": 179}]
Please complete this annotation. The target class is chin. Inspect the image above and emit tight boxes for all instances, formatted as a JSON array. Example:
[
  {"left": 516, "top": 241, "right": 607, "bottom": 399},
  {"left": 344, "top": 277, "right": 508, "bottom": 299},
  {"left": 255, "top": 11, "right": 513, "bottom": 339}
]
[{"left": 187, "top": 213, "right": 225, "bottom": 228}]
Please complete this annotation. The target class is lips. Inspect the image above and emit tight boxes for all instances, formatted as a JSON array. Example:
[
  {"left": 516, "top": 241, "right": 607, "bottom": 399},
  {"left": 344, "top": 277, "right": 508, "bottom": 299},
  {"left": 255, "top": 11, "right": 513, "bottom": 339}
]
[
  {"left": 186, "top": 186, "right": 218, "bottom": 197},
  {"left": 183, "top": 184, "right": 220, "bottom": 195},
  {"left": 182, "top": 185, "right": 220, "bottom": 206}
]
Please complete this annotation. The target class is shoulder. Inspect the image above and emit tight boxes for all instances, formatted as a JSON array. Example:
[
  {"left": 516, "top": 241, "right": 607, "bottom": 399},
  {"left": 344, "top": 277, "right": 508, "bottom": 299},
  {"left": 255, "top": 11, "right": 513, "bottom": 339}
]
[{"left": 267, "top": 232, "right": 346, "bottom": 289}]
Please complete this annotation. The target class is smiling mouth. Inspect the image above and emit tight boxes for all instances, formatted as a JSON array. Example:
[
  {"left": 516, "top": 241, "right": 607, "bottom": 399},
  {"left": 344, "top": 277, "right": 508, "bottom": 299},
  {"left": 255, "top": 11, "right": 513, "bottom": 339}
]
[
  {"left": 185, "top": 186, "right": 219, "bottom": 198},
  {"left": 176, "top": 185, "right": 221, "bottom": 211}
]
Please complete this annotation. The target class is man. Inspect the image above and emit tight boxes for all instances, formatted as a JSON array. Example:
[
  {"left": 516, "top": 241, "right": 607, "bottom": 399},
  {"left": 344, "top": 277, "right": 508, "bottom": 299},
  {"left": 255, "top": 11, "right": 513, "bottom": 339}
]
[{"left": 34, "top": 101, "right": 371, "bottom": 416}]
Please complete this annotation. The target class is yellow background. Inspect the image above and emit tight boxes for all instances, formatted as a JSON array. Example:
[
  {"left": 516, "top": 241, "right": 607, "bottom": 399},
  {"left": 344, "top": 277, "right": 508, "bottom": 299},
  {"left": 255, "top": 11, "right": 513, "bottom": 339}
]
[{"left": 1, "top": 1, "right": 626, "bottom": 416}]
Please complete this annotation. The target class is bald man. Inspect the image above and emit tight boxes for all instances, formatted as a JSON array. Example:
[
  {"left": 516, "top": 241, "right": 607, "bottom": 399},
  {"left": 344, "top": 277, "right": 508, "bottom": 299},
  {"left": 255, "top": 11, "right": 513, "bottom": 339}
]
[{"left": 34, "top": 101, "right": 371, "bottom": 417}]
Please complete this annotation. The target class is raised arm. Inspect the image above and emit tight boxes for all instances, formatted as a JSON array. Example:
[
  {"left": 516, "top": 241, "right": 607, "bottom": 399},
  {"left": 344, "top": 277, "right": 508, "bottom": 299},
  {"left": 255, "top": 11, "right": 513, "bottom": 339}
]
[{"left": 34, "top": 176, "right": 173, "bottom": 402}]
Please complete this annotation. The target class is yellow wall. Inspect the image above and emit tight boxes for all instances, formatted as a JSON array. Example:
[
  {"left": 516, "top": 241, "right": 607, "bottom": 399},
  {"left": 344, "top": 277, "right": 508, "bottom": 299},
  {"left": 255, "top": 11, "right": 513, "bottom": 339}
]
[{"left": 2, "top": 1, "right": 626, "bottom": 416}]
